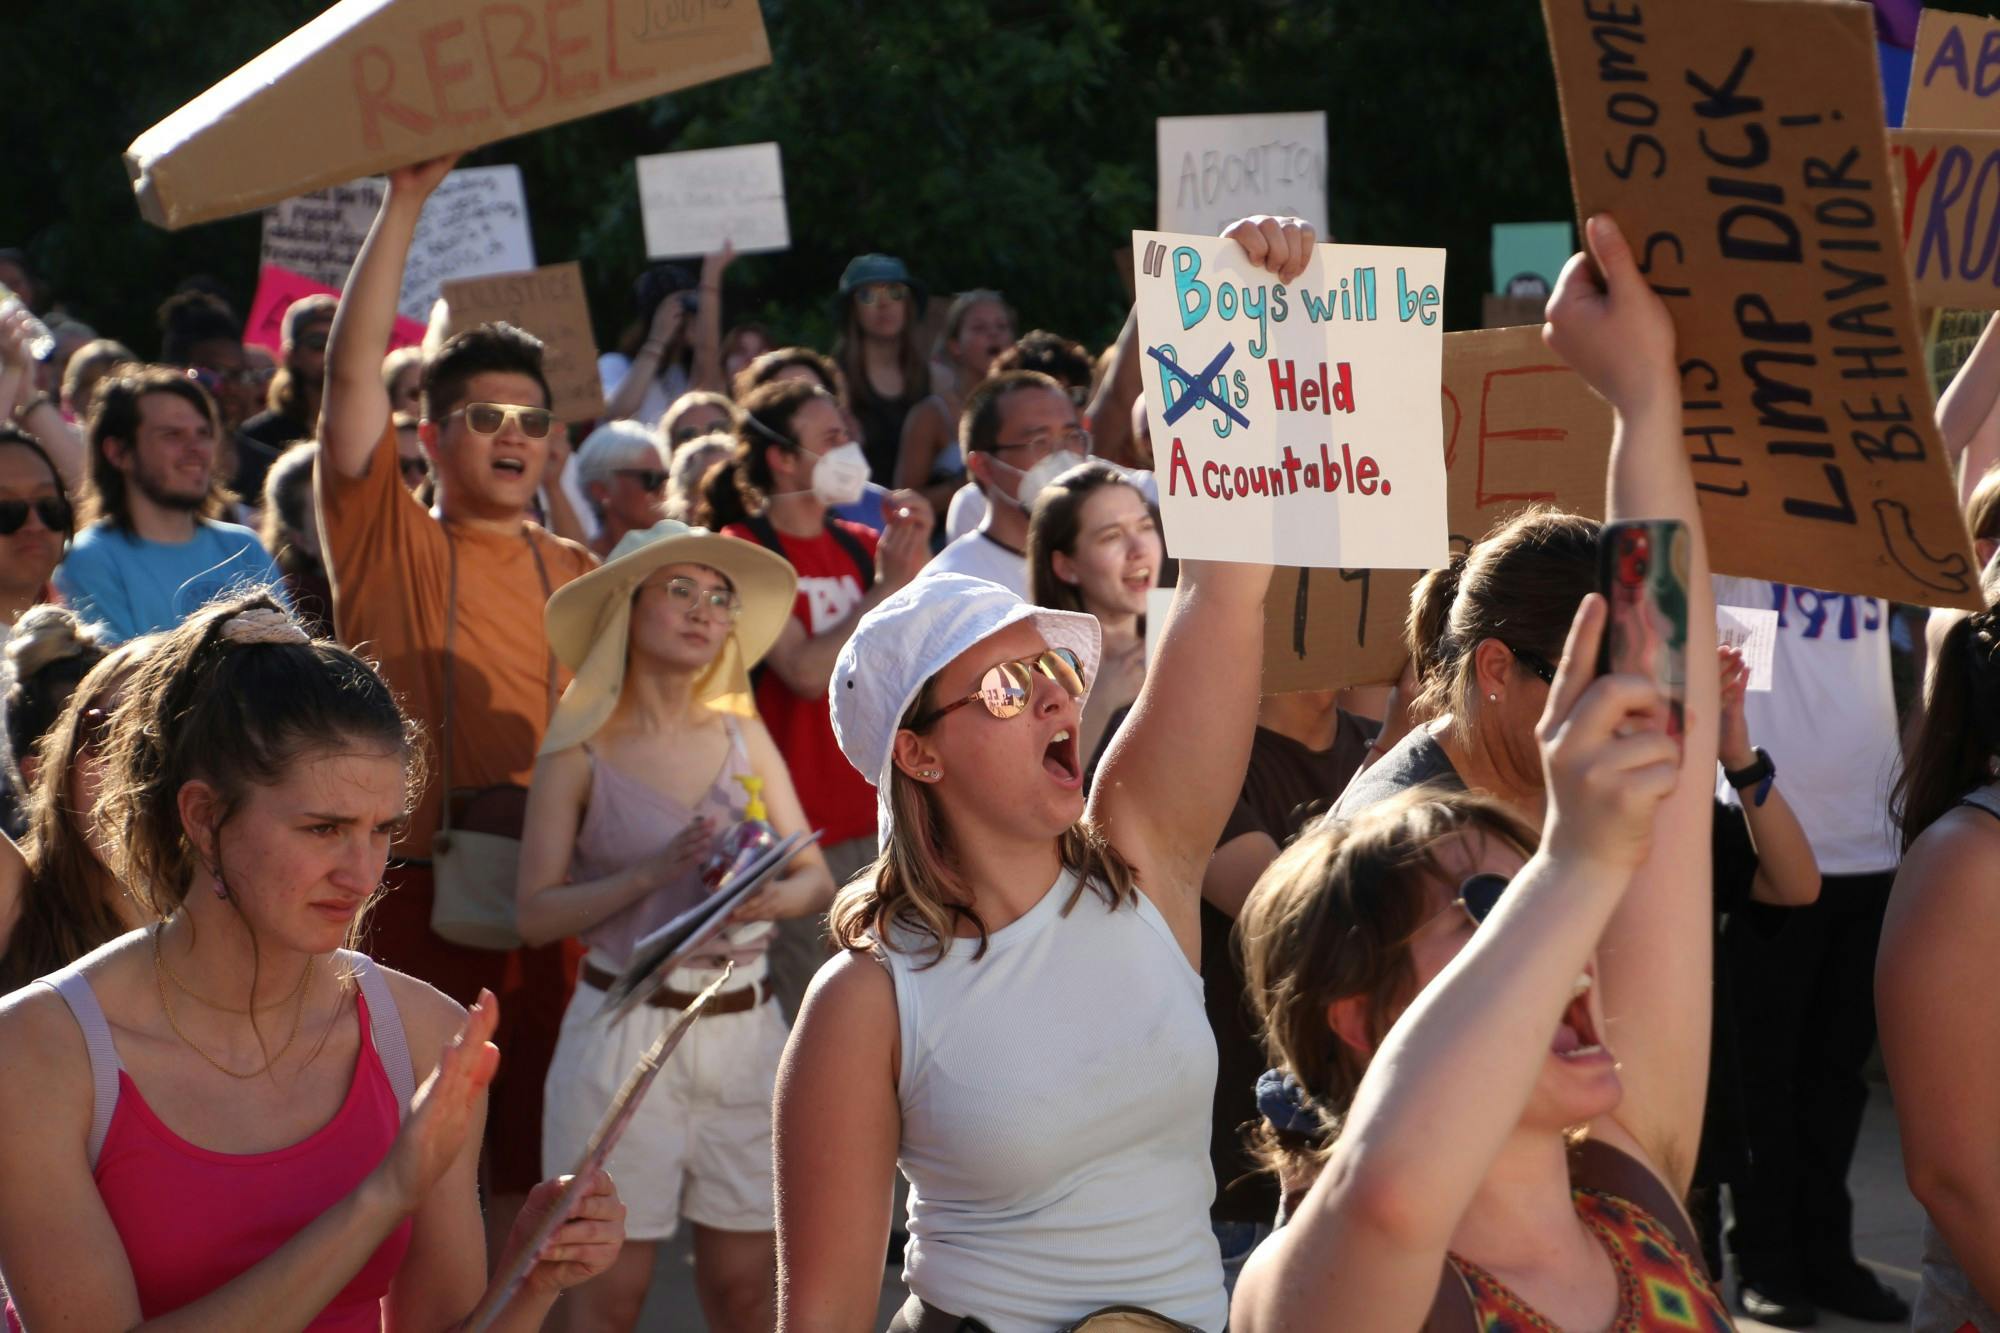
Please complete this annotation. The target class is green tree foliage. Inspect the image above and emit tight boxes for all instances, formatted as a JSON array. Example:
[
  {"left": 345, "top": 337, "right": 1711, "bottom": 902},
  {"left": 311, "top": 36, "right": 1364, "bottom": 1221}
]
[{"left": 4, "top": 1, "right": 1612, "bottom": 359}]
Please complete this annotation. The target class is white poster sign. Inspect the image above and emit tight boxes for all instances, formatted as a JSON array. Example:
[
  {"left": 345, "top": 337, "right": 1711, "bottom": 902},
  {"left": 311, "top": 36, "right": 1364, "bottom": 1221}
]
[
  {"left": 1155, "top": 113, "right": 1329, "bottom": 237},
  {"left": 260, "top": 165, "right": 534, "bottom": 324},
  {"left": 1717, "top": 605, "right": 1778, "bottom": 692},
  {"left": 637, "top": 143, "right": 791, "bottom": 259},
  {"left": 1133, "top": 230, "right": 1447, "bottom": 569}
]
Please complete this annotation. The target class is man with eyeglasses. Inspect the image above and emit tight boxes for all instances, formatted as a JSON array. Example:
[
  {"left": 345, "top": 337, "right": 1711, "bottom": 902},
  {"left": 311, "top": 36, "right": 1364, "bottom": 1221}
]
[
  {"left": 317, "top": 152, "right": 599, "bottom": 1259},
  {"left": 921, "top": 370, "right": 1090, "bottom": 598},
  {"left": 241, "top": 294, "right": 336, "bottom": 452}
]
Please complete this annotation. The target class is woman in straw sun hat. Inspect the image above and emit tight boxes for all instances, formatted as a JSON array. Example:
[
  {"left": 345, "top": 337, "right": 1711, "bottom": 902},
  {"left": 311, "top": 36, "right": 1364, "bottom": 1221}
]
[
  {"left": 516, "top": 518, "right": 833, "bottom": 1333},
  {"left": 774, "top": 220, "right": 1311, "bottom": 1333}
]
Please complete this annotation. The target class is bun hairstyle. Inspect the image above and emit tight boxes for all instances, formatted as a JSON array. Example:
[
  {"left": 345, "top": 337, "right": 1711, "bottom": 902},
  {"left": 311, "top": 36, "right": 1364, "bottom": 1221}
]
[
  {"left": 3, "top": 606, "right": 107, "bottom": 789},
  {"left": 1406, "top": 508, "right": 1598, "bottom": 725},
  {"left": 1236, "top": 786, "right": 1539, "bottom": 1182},
  {"left": 694, "top": 378, "right": 834, "bottom": 529},
  {"left": 96, "top": 591, "right": 421, "bottom": 926}
]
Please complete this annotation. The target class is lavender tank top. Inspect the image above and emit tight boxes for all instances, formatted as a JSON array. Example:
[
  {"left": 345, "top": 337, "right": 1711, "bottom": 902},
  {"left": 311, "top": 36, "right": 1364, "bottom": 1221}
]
[{"left": 572, "top": 718, "right": 773, "bottom": 976}]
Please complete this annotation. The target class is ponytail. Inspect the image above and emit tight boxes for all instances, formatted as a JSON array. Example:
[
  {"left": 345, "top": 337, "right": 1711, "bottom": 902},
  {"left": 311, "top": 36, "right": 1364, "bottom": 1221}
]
[
  {"left": 1404, "top": 550, "right": 1466, "bottom": 719},
  {"left": 693, "top": 378, "right": 831, "bottom": 530}
]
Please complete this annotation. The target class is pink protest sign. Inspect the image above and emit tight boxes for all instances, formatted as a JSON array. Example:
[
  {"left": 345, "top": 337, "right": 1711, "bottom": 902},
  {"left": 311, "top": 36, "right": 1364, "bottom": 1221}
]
[{"left": 243, "top": 264, "right": 426, "bottom": 356}]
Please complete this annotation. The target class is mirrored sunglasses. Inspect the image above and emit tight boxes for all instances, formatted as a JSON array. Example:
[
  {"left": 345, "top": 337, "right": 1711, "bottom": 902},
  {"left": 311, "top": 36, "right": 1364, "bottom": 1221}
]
[
  {"left": 451, "top": 401, "right": 555, "bottom": 440},
  {"left": 913, "top": 647, "right": 1086, "bottom": 729}
]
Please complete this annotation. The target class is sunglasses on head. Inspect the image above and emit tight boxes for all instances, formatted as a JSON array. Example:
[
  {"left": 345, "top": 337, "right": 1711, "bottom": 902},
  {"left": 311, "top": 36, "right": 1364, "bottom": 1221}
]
[
  {"left": 856, "top": 283, "right": 909, "bottom": 307},
  {"left": 0, "top": 496, "right": 68, "bottom": 536},
  {"left": 448, "top": 401, "right": 555, "bottom": 440},
  {"left": 912, "top": 647, "right": 1086, "bottom": 730},
  {"left": 618, "top": 468, "right": 670, "bottom": 492}
]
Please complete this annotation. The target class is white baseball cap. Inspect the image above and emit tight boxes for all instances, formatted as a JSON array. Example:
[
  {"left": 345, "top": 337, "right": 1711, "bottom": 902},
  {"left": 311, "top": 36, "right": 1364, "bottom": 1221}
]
[{"left": 829, "top": 573, "right": 1102, "bottom": 843}]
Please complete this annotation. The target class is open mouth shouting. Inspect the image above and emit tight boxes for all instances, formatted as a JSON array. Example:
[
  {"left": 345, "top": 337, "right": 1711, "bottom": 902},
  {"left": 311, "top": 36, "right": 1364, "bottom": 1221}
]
[
  {"left": 491, "top": 455, "right": 530, "bottom": 479},
  {"left": 1552, "top": 971, "right": 1611, "bottom": 1064},
  {"left": 1042, "top": 726, "right": 1083, "bottom": 789}
]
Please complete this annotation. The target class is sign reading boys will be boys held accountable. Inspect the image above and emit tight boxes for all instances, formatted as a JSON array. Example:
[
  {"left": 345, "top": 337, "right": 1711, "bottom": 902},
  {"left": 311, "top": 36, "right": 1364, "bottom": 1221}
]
[
  {"left": 1542, "top": 0, "right": 1980, "bottom": 611},
  {"left": 1132, "top": 231, "right": 1448, "bottom": 570}
]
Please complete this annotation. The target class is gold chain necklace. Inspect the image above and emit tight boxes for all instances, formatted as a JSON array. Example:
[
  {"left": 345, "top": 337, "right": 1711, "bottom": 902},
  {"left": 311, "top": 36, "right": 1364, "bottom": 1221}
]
[
  {"left": 151, "top": 926, "right": 311, "bottom": 1079},
  {"left": 154, "top": 930, "right": 309, "bottom": 1015}
]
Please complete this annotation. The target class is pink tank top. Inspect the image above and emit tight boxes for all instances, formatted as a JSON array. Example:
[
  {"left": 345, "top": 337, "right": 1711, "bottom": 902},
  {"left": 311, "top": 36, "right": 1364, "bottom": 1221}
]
[
  {"left": 573, "top": 719, "right": 766, "bottom": 969},
  {"left": 6, "top": 953, "right": 417, "bottom": 1331}
]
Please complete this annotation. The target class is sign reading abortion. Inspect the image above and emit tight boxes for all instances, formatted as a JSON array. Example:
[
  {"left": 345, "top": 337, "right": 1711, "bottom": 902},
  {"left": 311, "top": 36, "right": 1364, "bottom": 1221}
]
[{"left": 1132, "top": 229, "right": 1449, "bottom": 570}]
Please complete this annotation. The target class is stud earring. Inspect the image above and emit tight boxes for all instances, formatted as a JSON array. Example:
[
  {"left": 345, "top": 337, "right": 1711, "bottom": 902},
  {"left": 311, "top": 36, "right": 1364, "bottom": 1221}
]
[
  {"left": 1487, "top": 693, "right": 1499, "bottom": 703},
  {"left": 920, "top": 769, "right": 940, "bottom": 781}
]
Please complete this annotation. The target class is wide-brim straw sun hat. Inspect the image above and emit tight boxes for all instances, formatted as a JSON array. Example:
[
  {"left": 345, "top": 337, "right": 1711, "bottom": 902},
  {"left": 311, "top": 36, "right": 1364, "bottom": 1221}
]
[
  {"left": 542, "top": 520, "right": 796, "bottom": 755},
  {"left": 829, "top": 572, "right": 1101, "bottom": 843}
]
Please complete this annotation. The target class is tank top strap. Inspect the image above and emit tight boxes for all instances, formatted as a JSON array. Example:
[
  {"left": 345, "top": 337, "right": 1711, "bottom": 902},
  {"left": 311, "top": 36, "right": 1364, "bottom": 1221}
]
[
  {"left": 37, "top": 962, "right": 122, "bottom": 1172},
  {"left": 344, "top": 953, "right": 415, "bottom": 1121},
  {"left": 723, "top": 714, "right": 751, "bottom": 765},
  {"left": 1566, "top": 1136, "right": 1708, "bottom": 1276},
  {"left": 1959, "top": 782, "right": 2000, "bottom": 823}
]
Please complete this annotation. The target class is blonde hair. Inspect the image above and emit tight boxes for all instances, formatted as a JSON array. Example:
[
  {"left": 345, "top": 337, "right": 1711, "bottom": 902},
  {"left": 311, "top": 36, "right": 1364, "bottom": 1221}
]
[
  {"left": 828, "top": 684, "right": 1138, "bottom": 965},
  {"left": 1236, "top": 787, "right": 1538, "bottom": 1178}
]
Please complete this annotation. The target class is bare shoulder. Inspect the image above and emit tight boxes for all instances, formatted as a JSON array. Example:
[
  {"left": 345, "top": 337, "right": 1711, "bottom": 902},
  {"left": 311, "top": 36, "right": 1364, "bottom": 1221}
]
[
  {"left": 0, "top": 980, "right": 93, "bottom": 1124},
  {"left": 1900, "top": 807, "right": 2000, "bottom": 887},
  {"left": 367, "top": 962, "right": 467, "bottom": 1081}
]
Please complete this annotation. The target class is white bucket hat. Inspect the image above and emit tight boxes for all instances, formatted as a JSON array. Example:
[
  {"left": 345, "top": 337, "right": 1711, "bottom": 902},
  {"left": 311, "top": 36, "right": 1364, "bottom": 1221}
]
[
  {"left": 542, "top": 520, "right": 796, "bottom": 755},
  {"left": 829, "top": 573, "right": 1102, "bottom": 843}
]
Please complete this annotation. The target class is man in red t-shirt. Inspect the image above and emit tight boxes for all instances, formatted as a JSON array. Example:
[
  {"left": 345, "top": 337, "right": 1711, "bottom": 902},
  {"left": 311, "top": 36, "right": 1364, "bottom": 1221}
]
[{"left": 718, "top": 379, "right": 931, "bottom": 1010}]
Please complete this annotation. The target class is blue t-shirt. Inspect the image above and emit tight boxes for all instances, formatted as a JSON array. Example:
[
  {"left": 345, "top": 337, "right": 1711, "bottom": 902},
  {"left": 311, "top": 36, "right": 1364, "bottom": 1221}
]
[{"left": 55, "top": 520, "right": 286, "bottom": 643}]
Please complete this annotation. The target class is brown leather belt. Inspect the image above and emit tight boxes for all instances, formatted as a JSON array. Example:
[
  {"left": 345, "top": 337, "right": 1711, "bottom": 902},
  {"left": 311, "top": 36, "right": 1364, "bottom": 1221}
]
[{"left": 580, "top": 961, "right": 771, "bottom": 1014}]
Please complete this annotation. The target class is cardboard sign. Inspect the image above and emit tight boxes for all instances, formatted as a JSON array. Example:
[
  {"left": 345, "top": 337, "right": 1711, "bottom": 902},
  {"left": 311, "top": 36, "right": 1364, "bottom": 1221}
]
[
  {"left": 125, "top": 0, "right": 772, "bottom": 230},
  {"left": 1907, "top": 9, "right": 2000, "bottom": 130},
  {"left": 262, "top": 167, "right": 534, "bottom": 325},
  {"left": 1889, "top": 127, "right": 2000, "bottom": 312},
  {"left": 1262, "top": 325, "right": 1613, "bottom": 692},
  {"left": 1133, "top": 230, "right": 1448, "bottom": 569},
  {"left": 244, "top": 264, "right": 426, "bottom": 356},
  {"left": 1482, "top": 294, "right": 1548, "bottom": 329},
  {"left": 440, "top": 262, "right": 605, "bottom": 421},
  {"left": 1542, "top": 0, "right": 1981, "bottom": 611},
  {"left": 1155, "top": 114, "right": 1330, "bottom": 238},
  {"left": 1492, "top": 221, "right": 1574, "bottom": 295},
  {"left": 636, "top": 142, "right": 789, "bottom": 258}
]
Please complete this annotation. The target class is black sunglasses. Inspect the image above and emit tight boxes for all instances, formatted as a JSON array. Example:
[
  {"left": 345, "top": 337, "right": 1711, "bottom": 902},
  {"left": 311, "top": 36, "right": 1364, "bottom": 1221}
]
[
  {"left": 0, "top": 496, "right": 69, "bottom": 536},
  {"left": 1506, "top": 643, "right": 1557, "bottom": 686},
  {"left": 399, "top": 457, "right": 430, "bottom": 483},
  {"left": 617, "top": 468, "right": 670, "bottom": 492}
]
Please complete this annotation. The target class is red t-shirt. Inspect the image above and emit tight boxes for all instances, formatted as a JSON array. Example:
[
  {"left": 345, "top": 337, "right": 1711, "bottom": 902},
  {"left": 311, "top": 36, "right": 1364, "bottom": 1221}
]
[{"left": 723, "top": 519, "right": 879, "bottom": 845}]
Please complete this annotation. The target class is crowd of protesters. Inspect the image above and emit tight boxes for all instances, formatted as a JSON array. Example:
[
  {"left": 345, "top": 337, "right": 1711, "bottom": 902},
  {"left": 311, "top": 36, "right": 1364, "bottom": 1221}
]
[{"left": 0, "top": 148, "right": 1990, "bottom": 1333}]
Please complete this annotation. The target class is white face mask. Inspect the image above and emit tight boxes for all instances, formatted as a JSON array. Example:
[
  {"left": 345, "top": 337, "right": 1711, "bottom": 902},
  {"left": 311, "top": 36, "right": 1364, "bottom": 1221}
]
[
  {"left": 995, "top": 449, "right": 1088, "bottom": 511},
  {"left": 810, "top": 441, "right": 871, "bottom": 507}
]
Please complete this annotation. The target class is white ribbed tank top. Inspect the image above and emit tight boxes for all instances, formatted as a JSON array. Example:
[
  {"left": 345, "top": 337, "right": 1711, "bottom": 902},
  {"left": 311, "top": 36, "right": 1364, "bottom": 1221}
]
[{"left": 879, "top": 867, "right": 1227, "bottom": 1333}]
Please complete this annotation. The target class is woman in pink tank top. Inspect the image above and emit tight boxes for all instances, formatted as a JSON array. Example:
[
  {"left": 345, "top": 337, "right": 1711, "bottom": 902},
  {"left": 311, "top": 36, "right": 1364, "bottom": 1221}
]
[
  {"left": 518, "top": 519, "right": 829, "bottom": 1332},
  {"left": 0, "top": 593, "right": 626, "bottom": 1331}
]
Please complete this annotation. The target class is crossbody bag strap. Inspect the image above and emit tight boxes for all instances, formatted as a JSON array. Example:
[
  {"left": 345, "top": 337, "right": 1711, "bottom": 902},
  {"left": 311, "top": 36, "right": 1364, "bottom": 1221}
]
[{"left": 523, "top": 529, "right": 558, "bottom": 718}]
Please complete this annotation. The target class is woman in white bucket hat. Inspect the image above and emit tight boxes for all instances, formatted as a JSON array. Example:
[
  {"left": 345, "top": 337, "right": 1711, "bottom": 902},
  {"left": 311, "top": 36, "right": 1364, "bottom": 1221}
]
[
  {"left": 515, "top": 518, "right": 834, "bottom": 1333},
  {"left": 774, "top": 219, "right": 1313, "bottom": 1333}
]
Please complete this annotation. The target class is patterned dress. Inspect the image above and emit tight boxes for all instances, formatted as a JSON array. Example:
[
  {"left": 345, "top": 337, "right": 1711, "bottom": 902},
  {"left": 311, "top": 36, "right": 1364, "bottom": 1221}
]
[{"left": 1449, "top": 1190, "right": 1735, "bottom": 1332}]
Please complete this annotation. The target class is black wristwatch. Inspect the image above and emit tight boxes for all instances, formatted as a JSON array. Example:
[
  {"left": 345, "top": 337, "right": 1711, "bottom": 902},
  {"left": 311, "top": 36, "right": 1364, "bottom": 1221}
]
[{"left": 1724, "top": 746, "right": 1777, "bottom": 807}]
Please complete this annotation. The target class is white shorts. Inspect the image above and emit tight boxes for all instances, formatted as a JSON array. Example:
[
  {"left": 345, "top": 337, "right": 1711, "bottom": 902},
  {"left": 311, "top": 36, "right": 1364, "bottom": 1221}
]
[{"left": 542, "top": 973, "right": 788, "bottom": 1240}]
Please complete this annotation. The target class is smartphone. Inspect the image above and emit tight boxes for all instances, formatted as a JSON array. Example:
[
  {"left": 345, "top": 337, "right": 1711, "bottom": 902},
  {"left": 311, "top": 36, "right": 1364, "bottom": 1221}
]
[{"left": 1597, "top": 518, "right": 1689, "bottom": 739}]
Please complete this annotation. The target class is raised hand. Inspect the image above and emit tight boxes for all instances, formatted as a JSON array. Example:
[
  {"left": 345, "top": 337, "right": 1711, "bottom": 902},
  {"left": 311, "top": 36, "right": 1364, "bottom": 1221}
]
[
  {"left": 1543, "top": 214, "right": 1677, "bottom": 416},
  {"left": 0, "top": 307, "right": 37, "bottom": 371},
  {"left": 378, "top": 989, "right": 500, "bottom": 1214},
  {"left": 875, "top": 490, "right": 935, "bottom": 588},
  {"left": 506, "top": 1169, "right": 628, "bottom": 1299},
  {"left": 1536, "top": 595, "right": 1683, "bottom": 875},
  {"left": 645, "top": 292, "right": 690, "bottom": 350},
  {"left": 386, "top": 154, "right": 461, "bottom": 204},
  {"left": 1221, "top": 215, "right": 1318, "bottom": 285},
  {"left": 1718, "top": 643, "right": 1754, "bottom": 769}
]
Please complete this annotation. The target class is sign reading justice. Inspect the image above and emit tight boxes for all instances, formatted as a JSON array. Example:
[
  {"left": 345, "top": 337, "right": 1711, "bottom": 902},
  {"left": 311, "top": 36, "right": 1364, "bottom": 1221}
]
[
  {"left": 1132, "top": 230, "right": 1449, "bottom": 570},
  {"left": 1541, "top": 0, "right": 1980, "bottom": 610}
]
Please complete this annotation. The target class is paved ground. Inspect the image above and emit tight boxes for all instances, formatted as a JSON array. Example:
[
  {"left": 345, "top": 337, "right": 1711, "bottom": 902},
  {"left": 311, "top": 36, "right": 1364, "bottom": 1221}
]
[{"left": 636, "top": 1088, "right": 1923, "bottom": 1332}]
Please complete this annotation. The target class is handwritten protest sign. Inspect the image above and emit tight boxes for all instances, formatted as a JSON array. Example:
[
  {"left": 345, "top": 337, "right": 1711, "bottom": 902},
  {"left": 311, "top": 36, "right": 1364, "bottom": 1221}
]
[
  {"left": 1132, "top": 230, "right": 1447, "bottom": 570},
  {"left": 440, "top": 262, "right": 604, "bottom": 422},
  {"left": 1155, "top": 115, "right": 1329, "bottom": 237},
  {"left": 1542, "top": 0, "right": 1981, "bottom": 610},
  {"left": 1906, "top": 9, "right": 2000, "bottom": 130},
  {"left": 1929, "top": 307, "right": 1993, "bottom": 400},
  {"left": 125, "top": 0, "right": 771, "bottom": 230},
  {"left": 1261, "top": 325, "right": 1613, "bottom": 692},
  {"left": 1887, "top": 128, "right": 2000, "bottom": 311},
  {"left": 262, "top": 167, "right": 534, "bottom": 325},
  {"left": 1492, "top": 222, "right": 1574, "bottom": 295},
  {"left": 244, "top": 264, "right": 426, "bottom": 357},
  {"left": 637, "top": 143, "right": 790, "bottom": 258}
]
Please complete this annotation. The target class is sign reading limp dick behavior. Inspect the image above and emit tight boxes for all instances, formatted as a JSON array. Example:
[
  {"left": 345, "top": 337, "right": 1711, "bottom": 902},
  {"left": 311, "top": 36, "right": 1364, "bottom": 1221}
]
[{"left": 1133, "top": 230, "right": 1448, "bottom": 569}]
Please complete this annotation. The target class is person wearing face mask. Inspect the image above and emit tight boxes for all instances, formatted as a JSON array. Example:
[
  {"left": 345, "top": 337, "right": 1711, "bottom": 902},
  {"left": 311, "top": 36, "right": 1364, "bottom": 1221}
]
[
  {"left": 695, "top": 378, "right": 932, "bottom": 1016},
  {"left": 921, "top": 371, "right": 1087, "bottom": 600}
]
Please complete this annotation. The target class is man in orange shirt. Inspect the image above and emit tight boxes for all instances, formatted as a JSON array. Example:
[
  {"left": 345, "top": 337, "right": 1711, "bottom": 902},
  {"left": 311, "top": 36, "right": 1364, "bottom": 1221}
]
[{"left": 317, "top": 154, "right": 597, "bottom": 1251}]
